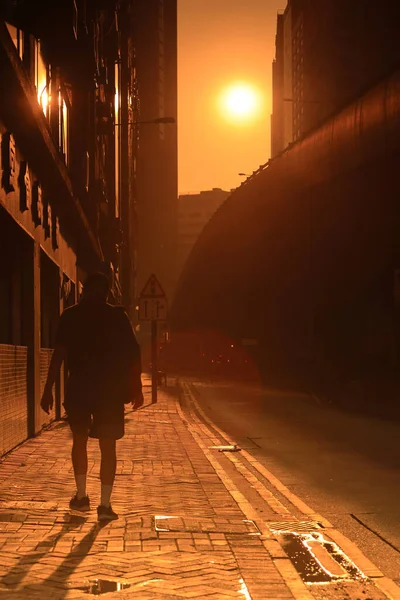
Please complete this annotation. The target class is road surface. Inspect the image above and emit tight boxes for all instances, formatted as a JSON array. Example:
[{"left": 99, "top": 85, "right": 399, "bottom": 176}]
[{"left": 181, "top": 376, "right": 400, "bottom": 586}]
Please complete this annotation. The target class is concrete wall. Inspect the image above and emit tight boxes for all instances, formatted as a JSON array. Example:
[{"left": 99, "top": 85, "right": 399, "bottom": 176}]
[{"left": 171, "top": 70, "right": 400, "bottom": 379}]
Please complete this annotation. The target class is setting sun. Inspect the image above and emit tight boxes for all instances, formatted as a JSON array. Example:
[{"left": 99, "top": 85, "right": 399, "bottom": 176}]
[{"left": 218, "top": 82, "right": 263, "bottom": 125}]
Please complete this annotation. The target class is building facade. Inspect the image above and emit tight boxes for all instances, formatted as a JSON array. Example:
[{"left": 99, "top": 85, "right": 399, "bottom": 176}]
[
  {"left": 176, "top": 188, "right": 230, "bottom": 284},
  {"left": 271, "top": 0, "right": 400, "bottom": 156},
  {"left": 0, "top": 0, "right": 139, "bottom": 456},
  {"left": 271, "top": 12, "right": 284, "bottom": 158},
  {"left": 134, "top": 0, "right": 178, "bottom": 303}
]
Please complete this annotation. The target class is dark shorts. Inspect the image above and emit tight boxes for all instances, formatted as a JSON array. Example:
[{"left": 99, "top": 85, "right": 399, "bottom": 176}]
[{"left": 64, "top": 401, "right": 125, "bottom": 440}]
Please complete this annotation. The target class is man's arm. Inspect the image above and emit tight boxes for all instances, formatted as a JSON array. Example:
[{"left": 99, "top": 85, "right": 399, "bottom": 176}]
[
  {"left": 40, "top": 308, "right": 71, "bottom": 414},
  {"left": 116, "top": 308, "right": 143, "bottom": 404},
  {"left": 40, "top": 345, "right": 66, "bottom": 414},
  {"left": 44, "top": 345, "right": 66, "bottom": 395}
]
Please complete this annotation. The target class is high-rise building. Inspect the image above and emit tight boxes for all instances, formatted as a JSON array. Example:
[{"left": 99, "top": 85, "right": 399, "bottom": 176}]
[
  {"left": 271, "top": 0, "right": 400, "bottom": 154},
  {"left": 134, "top": 0, "right": 178, "bottom": 304},
  {"left": 271, "top": 5, "right": 294, "bottom": 158},
  {"left": 177, "top": 188, "right": 230, "bottom": 283},
  {"left": 271, "top": 12, "right": 284, "bottom": 158}
]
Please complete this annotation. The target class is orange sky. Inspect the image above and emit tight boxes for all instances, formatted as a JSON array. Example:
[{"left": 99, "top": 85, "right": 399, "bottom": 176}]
[{"left": 178, "top": 0, "right": 285, "bottom": 194}]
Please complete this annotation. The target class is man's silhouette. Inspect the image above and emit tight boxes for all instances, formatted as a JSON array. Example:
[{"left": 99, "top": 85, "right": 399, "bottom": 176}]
[{"left": 41, "top": 272, "right": 143, "bottom": 521}]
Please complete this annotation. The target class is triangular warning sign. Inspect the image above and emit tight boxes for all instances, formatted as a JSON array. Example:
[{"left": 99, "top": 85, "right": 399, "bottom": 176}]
[{"left": 139, "top": 274, "right": 166, "bottom": 298}]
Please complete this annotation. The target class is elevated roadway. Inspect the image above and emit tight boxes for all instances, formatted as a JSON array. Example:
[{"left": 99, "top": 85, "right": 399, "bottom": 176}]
[{"left": 171, "top": 70, "right": 400, "bottom": 381}]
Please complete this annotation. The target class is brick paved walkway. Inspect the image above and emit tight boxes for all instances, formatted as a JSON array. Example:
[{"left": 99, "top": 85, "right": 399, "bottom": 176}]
[{"left": 0, "top": 378, "right": 300, "bottom": 599}]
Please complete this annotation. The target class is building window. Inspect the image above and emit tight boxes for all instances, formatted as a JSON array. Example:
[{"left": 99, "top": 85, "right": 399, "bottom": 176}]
[
  {"left": 6, "top": 23, "right": 24, "bottom": 60},
  {"left": 73, "top": 0, "right": 78, "bottom": 39},
  {"left": 62, "top": 98, "right": 69, "bottom": 164},
  {"left": 114, "top": 61, "right": 121, "bottom": 218},
  {"left": 35, "top": 40, "right": 49, "bottom": 117},
  {"left": 58, "top": 91, "right": 69, "bottom": 165},
  {"left": 158, "top": 0, "right": 165, "bottom": 140},
  {"left": 93, "top": 21, "right": 100, "bottom": 72}
]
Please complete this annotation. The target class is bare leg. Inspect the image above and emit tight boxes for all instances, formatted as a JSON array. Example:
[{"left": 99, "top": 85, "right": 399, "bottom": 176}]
[
  {"left": 71, "top": 433, "right": 88, "bottom": 499},
  {"left": 99, "top": 438, "right": 117, "bottom": 485},
  {"left": 98, "top": 438, "right": 117, "bottom": 509},
  {"left": 72, "top": 433, "right": 88, "bottom": 475}
]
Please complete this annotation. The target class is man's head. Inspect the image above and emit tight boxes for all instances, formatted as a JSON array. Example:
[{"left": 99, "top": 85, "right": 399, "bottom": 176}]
[{"left": 82, "top": 272, "right": 110, "bottom": 302}]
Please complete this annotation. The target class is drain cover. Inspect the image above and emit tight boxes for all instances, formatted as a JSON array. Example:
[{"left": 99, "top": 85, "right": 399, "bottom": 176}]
[
  {"left": 268, "top": 520, "right": 322, "bottom": 534},
  {"left": 78, "top": 580, "right": 131, "bottom": 595}
]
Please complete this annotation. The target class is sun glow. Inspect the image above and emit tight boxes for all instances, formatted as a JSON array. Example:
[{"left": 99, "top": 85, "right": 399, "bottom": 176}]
[{"left": 218, "top": 82, "right": 263, "bottom": 125}]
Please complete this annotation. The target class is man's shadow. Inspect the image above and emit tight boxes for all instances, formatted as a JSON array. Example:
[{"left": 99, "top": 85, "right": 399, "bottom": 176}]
[{"left": 0, "top": 513, "right": 106, "bottom": 598}]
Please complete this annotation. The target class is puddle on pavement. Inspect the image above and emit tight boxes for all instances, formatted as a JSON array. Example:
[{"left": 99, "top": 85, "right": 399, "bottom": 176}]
[
  {"left": 80, "top": 579, "right": 131, "bottom": 595},
  {"left": 280, "top": 533, "right": 332, "bottom": 583},
  {"left": 277, "top": 531, "right": 366, "bottom": 585},
  {"left": 51, "top": 421, "right": 68, "bottom": 430},
  {"left": 238, "top": 577, "right": 251, "bottom": 599}
]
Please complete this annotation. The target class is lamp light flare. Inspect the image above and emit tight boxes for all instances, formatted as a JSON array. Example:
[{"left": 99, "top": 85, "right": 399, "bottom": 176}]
[{"left": 41, "top": 89, "right": 49, "bottom": 113}]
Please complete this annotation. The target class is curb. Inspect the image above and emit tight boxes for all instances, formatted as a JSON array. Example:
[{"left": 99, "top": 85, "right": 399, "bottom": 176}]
[{"left": 175, "top": 380, "right": 315, "bottom": 600}]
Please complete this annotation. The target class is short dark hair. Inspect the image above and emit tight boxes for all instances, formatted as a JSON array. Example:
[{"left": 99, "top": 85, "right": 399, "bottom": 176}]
[{"left": 83, "top": 272, "right": 110, "bottom": 294}]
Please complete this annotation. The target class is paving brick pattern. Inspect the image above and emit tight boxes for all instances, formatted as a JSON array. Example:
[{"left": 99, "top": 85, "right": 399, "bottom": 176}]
[{"left": 0, "top": 380, "right": 295, "bottom": 599}]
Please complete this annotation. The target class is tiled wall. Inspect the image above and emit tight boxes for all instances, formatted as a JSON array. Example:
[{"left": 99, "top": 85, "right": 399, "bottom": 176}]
[{"left": 0, "top": 345, "right": 28, "bottom": 456}]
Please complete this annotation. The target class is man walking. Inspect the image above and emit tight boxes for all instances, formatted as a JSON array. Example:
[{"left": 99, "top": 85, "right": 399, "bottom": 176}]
[{"left": 40, "top": 272, "right": 143, "bottom": 521}]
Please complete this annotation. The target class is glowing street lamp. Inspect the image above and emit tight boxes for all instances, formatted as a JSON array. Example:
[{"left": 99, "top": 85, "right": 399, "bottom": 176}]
[{"left": 39, "top": 84, "right": 50, "bottom": 117}]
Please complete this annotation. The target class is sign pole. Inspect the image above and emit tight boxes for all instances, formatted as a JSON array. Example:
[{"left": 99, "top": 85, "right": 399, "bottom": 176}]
[
  {"left": 138, "top": 274, "right": 167, "bottom": 404},
  {"left": 151, "top": 319, "right": 158, "bottom": 403}
]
